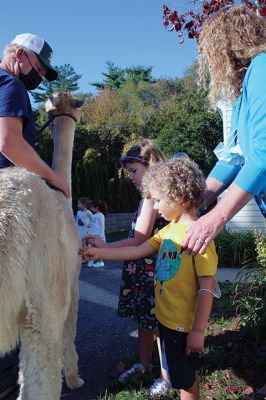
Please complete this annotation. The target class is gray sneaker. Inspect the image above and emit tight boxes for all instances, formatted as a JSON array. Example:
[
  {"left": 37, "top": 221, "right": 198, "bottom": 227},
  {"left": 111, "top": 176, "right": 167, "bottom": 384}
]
[
  {"left": 118, "top": 363, "right": 145, "bottom": 384},
  {"left": 148, "top": 377, "right": 171, "bottom": 396}
]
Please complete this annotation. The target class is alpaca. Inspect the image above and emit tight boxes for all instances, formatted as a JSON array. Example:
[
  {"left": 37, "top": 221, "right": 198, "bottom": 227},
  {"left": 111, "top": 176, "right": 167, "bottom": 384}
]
[{"left": 0, "top": 92, "right": 86, "bottom": 399}]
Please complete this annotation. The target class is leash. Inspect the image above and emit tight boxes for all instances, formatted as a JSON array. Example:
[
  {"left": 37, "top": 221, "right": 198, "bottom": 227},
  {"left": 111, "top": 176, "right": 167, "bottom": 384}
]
[{"left": 36, "top": 113, "right": 77, "bottom": 136}]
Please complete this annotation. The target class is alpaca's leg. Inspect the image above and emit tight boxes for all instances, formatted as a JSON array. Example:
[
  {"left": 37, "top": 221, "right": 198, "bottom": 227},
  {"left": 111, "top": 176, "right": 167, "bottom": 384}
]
[
  {"left": 63, "top": 280, "right": 84, "bottom": 389},
  {"left": 18, "top": 316, "right": 64, "bottom": 400}
]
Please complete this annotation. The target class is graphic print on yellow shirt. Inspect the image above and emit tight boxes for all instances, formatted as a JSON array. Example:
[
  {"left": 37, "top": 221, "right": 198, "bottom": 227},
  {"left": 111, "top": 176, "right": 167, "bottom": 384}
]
[
  {"left": 156, "top": 239, "right": 182, "bottom": 295},
  {"left": 148, "top": 222, "right": 218, "bottom": 333}
]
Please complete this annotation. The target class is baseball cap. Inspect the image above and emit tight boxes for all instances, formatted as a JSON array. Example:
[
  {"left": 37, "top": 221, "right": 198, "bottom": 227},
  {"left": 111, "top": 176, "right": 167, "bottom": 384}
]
[{"left": 11, "top": 33, "right": 58, "bottom": 81}]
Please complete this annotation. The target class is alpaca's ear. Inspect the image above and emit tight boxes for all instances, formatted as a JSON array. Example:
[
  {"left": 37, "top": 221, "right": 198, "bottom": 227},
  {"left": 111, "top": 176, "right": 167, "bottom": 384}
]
[
  {"left": 49, "top": 93, "right": 61, "bottom": 107},
  {"left": 71, "top": 97, "right": 87, "bottom": 109}
]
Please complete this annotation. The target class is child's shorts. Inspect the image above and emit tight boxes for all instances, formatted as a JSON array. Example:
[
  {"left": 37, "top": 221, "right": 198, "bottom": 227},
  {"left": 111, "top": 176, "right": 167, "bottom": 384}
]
[{"left": 158, "top": 323, "right": 199, "bottom": 390}]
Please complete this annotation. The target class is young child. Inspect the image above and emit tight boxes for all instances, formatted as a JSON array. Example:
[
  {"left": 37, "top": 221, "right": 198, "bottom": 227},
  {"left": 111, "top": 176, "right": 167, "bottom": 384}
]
[
  {"left": 80, "top": 157, "right": 219, "bottom": 400},
  {"left": 89, "top": 199, "right": 108, "bottom": 267},
  {"left": 76, "top": 197, "right": 93, "bottom": 241},
  {"left": 85, "top": 140, "right": 168, "bottom": 391},
  {"left": 76, "top": 197, "right": 93, "bottom": 267}
]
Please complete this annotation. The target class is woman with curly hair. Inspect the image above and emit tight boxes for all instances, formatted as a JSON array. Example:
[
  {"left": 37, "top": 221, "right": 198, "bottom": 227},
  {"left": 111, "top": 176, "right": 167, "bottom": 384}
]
[
  {"left": 80, "top": 157, "right": 219, "bottom": 400},
  {"left": 183, "top": 6, "right": 266, "bottom": 255}
]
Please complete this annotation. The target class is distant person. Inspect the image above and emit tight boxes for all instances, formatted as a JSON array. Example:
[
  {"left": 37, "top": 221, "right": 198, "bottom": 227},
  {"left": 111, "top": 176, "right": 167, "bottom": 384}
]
[
  {"left": 88, "top": 199, "right": 108, "bottom": 268},
  {"left": 76, "top": 197, "right": 93, "bottom": 241},
  {"left": 0, "top": 33, "right": 68, "bottom": 399},
  {"left": 85, "top": 140, "right": 169, "bottom": 395},
  {"left": 80, "top": 157, "right": 219, "bottom": 400},
  {"left": 183, "top": 6, "right": 266, "bottom": 256}
]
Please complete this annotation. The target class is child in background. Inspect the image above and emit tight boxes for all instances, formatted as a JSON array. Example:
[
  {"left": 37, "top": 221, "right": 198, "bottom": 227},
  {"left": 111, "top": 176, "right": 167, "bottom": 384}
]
[
  {"left": 89, "top": 199, "right": 108, "bottom": 268},
  {"left": 84, "top": 139, "right": 169, "bottom": 393},
  {"left": 80, "top": 157, "right": 219, "bottom": 399},
  {"left": 76, "top": 197, "right": 94, "bottom": 267},
  {"left": 76, "top": 197, "right": 93, "bottom": 241}
]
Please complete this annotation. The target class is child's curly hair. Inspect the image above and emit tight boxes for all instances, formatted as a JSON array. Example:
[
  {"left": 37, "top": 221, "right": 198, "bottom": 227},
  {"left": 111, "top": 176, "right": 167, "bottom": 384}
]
[{"left": 142, "top": 158, "right": 206, "bottom": 212}]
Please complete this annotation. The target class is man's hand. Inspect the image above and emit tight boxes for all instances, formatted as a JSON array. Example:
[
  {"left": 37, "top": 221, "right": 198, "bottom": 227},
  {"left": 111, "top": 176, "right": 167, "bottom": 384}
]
[{"left": 47, "top": 172, "right": 70, "bottom": 197}]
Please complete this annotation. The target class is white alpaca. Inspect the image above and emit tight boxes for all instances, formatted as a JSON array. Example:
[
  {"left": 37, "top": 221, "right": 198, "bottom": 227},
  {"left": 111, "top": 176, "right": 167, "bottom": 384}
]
[{"left": 0, "top": 92, "right": 86, "bottom": 399}]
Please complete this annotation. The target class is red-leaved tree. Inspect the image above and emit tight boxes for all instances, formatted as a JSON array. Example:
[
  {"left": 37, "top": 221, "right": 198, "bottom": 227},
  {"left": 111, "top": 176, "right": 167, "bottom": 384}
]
[{"left": 163, "top": 0, "right": 266, "bottom": 43}]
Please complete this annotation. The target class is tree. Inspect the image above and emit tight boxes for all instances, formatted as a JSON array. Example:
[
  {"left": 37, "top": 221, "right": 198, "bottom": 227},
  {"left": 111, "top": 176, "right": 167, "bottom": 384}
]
[
  {"left": 31, "top": 64, "right": 81, "bottom": 103},
  {"left": 155, "top": 89, "right": 223, "bottom": 175},
  {"left": 90, "top": 61, "right": 126, "bottom": 91},
  {"left": 163, "top": 0, "right": 265, "bottom": 43},
  {"left": 82, "top": 88, "right": 127, "bottom": 169},
  {"left": 124, "top": 65, "right": 155, "bottom": 85},
  {"left": 90, "top": 62, "right": 155, "bottom": 91}
]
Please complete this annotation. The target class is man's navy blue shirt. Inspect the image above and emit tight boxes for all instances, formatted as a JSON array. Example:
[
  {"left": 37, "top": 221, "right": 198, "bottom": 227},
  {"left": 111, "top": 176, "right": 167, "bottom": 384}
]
[{"left": 0, "top": 69, "right": 35, "bottom": 168}]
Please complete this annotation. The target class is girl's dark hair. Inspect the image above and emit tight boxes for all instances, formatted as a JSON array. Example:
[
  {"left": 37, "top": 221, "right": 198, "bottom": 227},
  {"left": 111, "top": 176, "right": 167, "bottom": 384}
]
[
  {"left": 78, "top": 197, "right": 90, "bottom": 208},
  {"left": 90, "top": 199, "right": 108, "bottom": 216}
]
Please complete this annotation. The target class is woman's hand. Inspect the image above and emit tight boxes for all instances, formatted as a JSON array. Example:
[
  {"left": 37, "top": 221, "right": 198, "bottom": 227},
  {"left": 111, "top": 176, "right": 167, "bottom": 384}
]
[{"left": 182, "top": 210, "right": 225, "bottom": 255}]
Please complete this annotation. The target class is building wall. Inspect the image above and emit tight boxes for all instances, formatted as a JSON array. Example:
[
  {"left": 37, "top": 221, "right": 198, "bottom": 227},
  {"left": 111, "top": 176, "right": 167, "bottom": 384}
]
[{"left": 216, "top": 101, "right": 265, "bottom": 232}]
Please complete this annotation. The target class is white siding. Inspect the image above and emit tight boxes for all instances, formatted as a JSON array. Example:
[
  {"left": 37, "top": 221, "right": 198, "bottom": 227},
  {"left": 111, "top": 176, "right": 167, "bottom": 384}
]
[{"left": 216, "top": 101, "right": 265, "bottom": 232}]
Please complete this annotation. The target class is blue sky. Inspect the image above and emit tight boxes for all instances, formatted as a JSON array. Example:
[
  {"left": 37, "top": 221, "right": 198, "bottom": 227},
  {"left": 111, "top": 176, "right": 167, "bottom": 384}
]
[{"left": 0, "top": 0, "right": 197, "bottom": 94}]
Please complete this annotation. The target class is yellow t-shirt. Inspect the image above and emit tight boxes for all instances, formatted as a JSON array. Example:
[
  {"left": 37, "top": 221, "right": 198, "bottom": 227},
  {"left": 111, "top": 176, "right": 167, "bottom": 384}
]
[{"left": 148, "top": 221, "right": 218, "bottom": 332}]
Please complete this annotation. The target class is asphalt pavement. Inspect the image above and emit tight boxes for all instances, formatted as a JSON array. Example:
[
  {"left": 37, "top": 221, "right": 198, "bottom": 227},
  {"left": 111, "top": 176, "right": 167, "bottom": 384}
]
[
  {"left": 61, "top": 260, "right": 137, "bottom": 400},
  {"left": 8, "top": 262, "right": 239, "bottom": 400}
]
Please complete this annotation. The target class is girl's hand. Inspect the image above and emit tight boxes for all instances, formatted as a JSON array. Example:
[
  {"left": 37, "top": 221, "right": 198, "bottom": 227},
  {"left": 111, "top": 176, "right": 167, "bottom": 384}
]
[
  {"left": 82, "top": 235, "right": 105, "bottom": 248},
  {"left": 79, "top": 246, "right": 98, "bottom": 260},
  {"left": 186, "top": 330, "right": 205, "bottom": 356}
]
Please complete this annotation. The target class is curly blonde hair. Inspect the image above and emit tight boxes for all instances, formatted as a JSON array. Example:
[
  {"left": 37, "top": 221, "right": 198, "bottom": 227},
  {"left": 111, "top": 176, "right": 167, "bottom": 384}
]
[
  {"left": 142, "top": 158, "right": 206, "bottom": 212},
  {"left": 198, "top": 6, "right": 266, "bottom": 108}
]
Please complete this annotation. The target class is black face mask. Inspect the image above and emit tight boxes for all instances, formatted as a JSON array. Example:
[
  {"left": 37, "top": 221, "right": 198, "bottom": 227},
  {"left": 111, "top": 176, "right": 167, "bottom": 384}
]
[{"left": 18, "top": 53, "right": 43, "bottom": 90}]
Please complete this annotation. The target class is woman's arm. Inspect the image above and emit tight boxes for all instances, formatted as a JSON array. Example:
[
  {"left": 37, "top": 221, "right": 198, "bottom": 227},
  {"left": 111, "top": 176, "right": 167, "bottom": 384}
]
[
  {"left": 186, "top": 276, "right": 215, "bottom": 355},
  {"left": 79, "top": 241, "right": 156, "bottom": 261},
  {"left": 205, "top": 177, "right": 226, "bottom": 206}
]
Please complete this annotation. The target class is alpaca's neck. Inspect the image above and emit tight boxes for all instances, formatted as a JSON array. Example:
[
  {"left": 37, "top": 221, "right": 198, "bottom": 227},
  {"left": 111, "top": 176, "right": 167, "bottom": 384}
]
[{"left": 51, "top": 117, "right": 75, "bottom": 200}]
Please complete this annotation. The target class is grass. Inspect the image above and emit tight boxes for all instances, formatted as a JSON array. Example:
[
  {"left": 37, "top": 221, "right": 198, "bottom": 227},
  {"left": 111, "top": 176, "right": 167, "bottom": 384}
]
[
  {"left": 215, "top": 230, "right": 258, "bottom": 268},
  {"left": 96, "top": 282, "right": 266, "bottom": 400}
]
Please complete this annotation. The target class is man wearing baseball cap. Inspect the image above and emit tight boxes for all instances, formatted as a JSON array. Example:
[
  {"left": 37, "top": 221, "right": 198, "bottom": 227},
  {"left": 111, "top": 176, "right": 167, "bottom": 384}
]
[{"left": 0, "top": 33, "right": 69, "bottom": 399}]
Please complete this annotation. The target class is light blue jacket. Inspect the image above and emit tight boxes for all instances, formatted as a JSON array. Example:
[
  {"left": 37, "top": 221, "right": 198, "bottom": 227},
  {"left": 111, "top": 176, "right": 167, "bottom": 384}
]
[{"left": 209, "top": 52, "right": 266, "bottom": 218}]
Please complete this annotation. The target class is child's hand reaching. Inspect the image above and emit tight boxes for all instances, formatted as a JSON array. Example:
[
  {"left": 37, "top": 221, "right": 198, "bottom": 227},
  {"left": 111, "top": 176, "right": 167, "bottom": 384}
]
[
  {"left": 79, "top": 246, "right": 99, "bottom": 261},
  {"left": 82, "top": 235, "right": 105, "bottom": 248}
]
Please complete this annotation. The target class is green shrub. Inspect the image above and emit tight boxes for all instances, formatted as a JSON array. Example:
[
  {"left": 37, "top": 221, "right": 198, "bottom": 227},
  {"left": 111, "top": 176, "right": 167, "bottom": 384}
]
[
  {"left": 233, "top": 228, "right": 266, "bottom": 342},
  {"left": 215, "top": 229, "right": 257, "bottom": 267}
]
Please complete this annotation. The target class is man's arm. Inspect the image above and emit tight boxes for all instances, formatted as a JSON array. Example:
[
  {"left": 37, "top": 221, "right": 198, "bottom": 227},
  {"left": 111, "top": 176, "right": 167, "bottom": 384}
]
[
  {"left": 0, "top": 116, "right": 70, "bottom": 197},
  {"left": 79, "top": 241, "right": 156, "bottom": 261},
  {"left": 186, "top": 276, "right": 215, "bottom": 355}
]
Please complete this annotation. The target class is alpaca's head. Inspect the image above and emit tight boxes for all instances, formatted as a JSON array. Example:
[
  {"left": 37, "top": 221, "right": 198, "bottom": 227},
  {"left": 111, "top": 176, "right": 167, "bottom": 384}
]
[{"left": 45, "top": 92, "right": 87, "bottom": 124}]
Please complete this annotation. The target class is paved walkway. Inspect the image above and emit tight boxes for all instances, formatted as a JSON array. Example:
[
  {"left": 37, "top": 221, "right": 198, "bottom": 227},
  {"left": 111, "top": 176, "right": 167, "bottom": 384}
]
[
  {"left": 8, "top": 262, "right": 241, "bottom": 400},
  {"left": 216, "top": 267, "right": 240, "bottom": 282}
]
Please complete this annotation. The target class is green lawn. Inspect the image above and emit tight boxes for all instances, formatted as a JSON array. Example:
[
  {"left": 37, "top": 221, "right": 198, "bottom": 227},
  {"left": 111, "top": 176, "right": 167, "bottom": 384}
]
[{"left": 97, "top": 282, "right": 266, "bottom": 400}]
